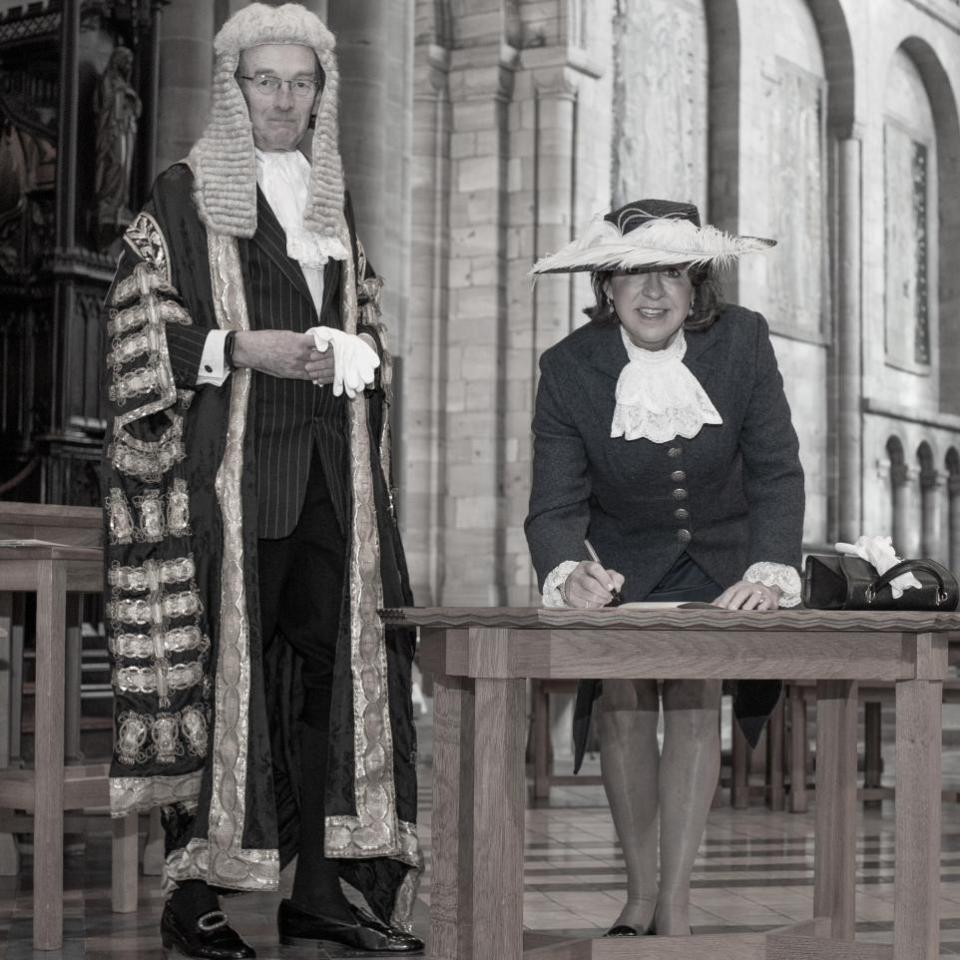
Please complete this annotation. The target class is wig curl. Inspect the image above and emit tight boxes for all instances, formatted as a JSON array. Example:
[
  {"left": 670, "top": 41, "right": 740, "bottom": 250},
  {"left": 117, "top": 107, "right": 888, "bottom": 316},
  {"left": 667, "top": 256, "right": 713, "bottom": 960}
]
[{"left": 188, "top": 2, "right": 347, "bottom": 260}]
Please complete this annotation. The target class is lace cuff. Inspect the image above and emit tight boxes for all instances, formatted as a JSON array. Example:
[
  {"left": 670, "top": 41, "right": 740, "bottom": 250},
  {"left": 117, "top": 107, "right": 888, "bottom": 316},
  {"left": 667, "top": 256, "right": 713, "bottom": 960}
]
[
  {"left": 542, "top": 560, "right": 580, "bottom": 608},
  {"left": 743, "top": 562, "right": 802, "bottom": 608}
]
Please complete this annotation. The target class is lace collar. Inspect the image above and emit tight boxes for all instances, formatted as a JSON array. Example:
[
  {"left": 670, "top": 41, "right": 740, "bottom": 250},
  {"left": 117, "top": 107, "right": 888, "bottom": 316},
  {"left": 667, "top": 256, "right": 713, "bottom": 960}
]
[
  {"left": 610, "top": 326, "right": 723, "bottom": 443},
  {"left": 255, "top": 148, "right": 345, "bottom": 267}
]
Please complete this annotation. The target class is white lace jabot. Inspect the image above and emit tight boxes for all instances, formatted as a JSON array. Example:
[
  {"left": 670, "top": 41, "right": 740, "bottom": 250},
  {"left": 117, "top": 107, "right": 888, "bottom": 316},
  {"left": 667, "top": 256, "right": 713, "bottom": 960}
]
[
  {"left": 610, "top": 327, "right": 723, "bottom": 443},
  {"left": 255, "top": 148, "right": 347, "bottom": 268}
]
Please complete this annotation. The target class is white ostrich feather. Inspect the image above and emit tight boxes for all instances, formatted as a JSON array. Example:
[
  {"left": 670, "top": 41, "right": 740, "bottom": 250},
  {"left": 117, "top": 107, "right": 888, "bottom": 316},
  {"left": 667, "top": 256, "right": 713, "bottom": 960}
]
[{"left": 531, "top": 217, "right": 775, "bottom": 274}]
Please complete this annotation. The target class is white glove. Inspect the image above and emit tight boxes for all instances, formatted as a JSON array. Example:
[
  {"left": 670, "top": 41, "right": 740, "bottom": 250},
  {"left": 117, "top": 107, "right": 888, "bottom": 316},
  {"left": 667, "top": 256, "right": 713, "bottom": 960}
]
[
  {"left": 308, "top": 326, "right": 380, "bottom": 399},
  {"left": 834, "top": 535, "right": 922, "bottom": 598}
]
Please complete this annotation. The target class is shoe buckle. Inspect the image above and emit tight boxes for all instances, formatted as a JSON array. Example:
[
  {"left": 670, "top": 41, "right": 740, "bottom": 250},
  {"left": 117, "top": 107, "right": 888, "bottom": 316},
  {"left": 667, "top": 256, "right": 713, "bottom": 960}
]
[{"left": 197, "top": 910, "right": 229, "bottom": 932}]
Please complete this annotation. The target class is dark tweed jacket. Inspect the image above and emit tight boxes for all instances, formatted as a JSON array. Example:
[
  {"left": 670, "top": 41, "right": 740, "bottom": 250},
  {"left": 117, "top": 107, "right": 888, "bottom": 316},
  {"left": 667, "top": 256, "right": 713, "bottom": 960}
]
[{"left": 525, "top": 305, "right": 805, "bottom": 600}]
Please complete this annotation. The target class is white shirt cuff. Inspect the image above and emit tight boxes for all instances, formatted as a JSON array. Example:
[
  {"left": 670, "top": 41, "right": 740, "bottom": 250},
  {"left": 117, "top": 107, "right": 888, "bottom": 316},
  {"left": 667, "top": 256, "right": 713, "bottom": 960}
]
[
  {"left": 743, "top": 562, "right": 802, "bottom": 608},
  {"left": 196, "top": 330, "right": 230, "bottom": 386},
  {"left": 541, "top": 560, "right": 580, "bottom": 608}
]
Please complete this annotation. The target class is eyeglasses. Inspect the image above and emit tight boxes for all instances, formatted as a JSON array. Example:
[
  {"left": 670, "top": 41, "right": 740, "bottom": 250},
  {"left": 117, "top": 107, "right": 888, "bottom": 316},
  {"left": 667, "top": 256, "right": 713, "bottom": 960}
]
[{"left": 238, "top": 73, "right": 320, "bottom": 99}]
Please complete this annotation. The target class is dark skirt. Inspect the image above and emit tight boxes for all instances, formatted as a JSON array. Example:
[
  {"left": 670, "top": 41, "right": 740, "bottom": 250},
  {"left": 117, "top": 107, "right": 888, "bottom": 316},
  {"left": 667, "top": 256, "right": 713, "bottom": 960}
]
[{"left": 571, "top": 553, "right": 781, "bottom": 772}]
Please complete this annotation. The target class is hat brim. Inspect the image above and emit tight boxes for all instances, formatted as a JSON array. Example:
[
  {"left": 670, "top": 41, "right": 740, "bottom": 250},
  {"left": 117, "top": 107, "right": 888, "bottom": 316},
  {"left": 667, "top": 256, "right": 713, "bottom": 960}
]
[{"left": 530, "top": 217, "right": 776, "bottom": 275}]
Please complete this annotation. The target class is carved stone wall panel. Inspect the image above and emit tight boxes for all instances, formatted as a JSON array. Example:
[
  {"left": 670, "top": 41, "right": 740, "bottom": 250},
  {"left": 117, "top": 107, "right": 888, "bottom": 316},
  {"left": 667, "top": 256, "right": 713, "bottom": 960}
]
[
  {"left": 612, "top": 0, "right": 707, "bottom": 212},
  {"left": 765, "top": 57, "right": 825, "bottom": 337},
  {"left": 884, "top": 121, "right": 929, "bottom": 369}
]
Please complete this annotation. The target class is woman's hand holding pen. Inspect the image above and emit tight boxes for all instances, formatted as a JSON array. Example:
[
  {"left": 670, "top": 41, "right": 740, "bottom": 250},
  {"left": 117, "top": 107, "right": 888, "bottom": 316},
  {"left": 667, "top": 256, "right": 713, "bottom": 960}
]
[{"left": 561, "top": 562, "right": 625, "bottom": 608}]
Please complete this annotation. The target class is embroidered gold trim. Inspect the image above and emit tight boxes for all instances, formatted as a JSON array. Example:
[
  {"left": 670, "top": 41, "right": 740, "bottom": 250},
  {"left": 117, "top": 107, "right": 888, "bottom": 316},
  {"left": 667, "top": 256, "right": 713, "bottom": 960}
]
[
  {"left": 115, "top": 706, "right": 210, "bottom": 766},
  {"left": 108, "top": 299, "right": 191, "bottom": 338},
  {"left": 168, "top": 478, "right": 191, "bottom": 536},
  {"left": 110, "top": 771, "right": 203, "bottom": 816},
  {"left": 207, "top": 230, "right": 259, "bottom": 891},
  {"left": 105, "top": 487, "right": 136, "bottom": 545},
  {"left": 114, "top": 660, "right": 205, "bottom": 695},
  {"left": 162, "top": 838, "right": 279, "bottom": 896},
  {"left": 110, "top": 626, "right": 209, "bottom": 660},
  {"left": 109, "top": 557, "right": 197, "bottom": 593},
  {"left": 388, "top": 821, "right": 423, "bottom": 931},
  {"left": 108, "top": 589, "right": 203, "bottom": 626},
  {"left": 109, "top": 415, "right": 186, "bottom": 482},
  {"left": 324, "top": 225, "right": 402, "bottom": 860},
  {"left": 107, "top": 326, "right": 160, "bottom": 369},
  {"left": 109, "top": 364, "right": 167, "bottom": 404},
  {"left": 110, "top": 261, "right": 175, "bottom": 308},
  {"left": 123, "top": 211, "right": 171, "bottom": 280}
]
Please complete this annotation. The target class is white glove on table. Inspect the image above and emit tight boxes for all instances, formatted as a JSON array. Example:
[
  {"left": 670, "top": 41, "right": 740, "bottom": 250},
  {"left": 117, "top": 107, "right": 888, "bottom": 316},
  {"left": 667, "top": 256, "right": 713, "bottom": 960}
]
[
  {"left": 307, "top": 326, "right": 380, "bottom": 399},
  {"left": 834, "top": 535, "right": 922, "bottom": 598}
]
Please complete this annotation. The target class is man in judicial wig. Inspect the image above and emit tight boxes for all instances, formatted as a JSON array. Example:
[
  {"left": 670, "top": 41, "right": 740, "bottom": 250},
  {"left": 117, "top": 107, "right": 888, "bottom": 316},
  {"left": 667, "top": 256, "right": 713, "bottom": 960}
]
[{"left": 101, "top": 5, "right": 422, "bottom": 956}]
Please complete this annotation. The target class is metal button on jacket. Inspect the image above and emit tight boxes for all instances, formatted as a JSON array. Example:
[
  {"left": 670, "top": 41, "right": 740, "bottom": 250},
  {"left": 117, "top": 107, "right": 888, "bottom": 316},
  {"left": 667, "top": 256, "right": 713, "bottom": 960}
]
[
  {"left": 674, "top": 507, "right": 689, "bottom": 520},
  {"left": 670, "top": 470, "right": 686, "bottom": 483},
  {"left": 677, "top": 528, "right": 692, "bottom": 544},
  {"left": 667, "top": 447, "right": 682, "bottom": 458},
  {"left": 672, "top": 488, "right": 688, "bottom": 501}
]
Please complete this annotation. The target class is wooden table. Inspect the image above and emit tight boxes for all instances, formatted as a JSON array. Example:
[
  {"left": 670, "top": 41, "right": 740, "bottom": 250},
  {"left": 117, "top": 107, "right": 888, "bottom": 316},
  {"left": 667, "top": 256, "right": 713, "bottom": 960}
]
[
  {"left": 0, "top": 540, "right": 138, "bottom": 950},
  {"left": 381, "top": 606, "right": 960, "bottom": 960}
]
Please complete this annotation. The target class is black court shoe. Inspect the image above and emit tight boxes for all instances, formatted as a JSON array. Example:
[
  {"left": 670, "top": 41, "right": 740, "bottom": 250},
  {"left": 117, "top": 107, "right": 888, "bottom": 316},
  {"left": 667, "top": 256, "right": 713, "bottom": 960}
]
[
  {"left": 278, "top": 898, "right": 424, "bottom": 953},
  {"left": 604, "top": 922, "right": 656, "bottom": 937},
  {"left": 161, "top": 904, "right": 256, "bottom": 959}
]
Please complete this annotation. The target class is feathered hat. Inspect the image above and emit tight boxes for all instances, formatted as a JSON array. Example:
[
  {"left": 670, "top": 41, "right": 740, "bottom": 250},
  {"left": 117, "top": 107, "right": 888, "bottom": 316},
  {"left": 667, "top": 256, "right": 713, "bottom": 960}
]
[
  {"left": 531, "top": 199, "right": 774, "bottom": 274},
  {"left": 187, "top": 2, "right": 348, "bottom": 261}
]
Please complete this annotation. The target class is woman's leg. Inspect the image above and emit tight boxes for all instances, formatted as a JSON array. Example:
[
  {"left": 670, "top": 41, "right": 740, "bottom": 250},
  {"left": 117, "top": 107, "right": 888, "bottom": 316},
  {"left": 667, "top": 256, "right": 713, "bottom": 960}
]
[
  {"left": 597, "top": 677, "right": 660, "bottom": 931},
  {"left": 656, "top": 679, "right": 721, "bottom": 936}
]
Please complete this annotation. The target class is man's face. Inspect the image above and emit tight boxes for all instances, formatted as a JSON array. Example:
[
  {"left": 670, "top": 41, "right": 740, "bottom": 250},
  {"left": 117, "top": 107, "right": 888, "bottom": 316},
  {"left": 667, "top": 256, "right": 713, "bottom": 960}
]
[{"left": 238, "top": 43, "right": 321, "bottom": 152}]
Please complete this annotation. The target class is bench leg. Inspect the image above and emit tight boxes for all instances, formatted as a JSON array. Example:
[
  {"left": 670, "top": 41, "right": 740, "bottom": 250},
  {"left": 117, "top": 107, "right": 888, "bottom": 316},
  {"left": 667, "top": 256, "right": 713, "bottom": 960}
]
[
  {"left": 533, "top": 680, "right": 550, "bottom": 800},
  {"left": 731, "top": 719, "right": 749, "bottom": 809},
  {"left": 813, "top": 679, "right": 857, "bottom": 941},
  {"left": 863, "top": 700, "right": 883, "bottom": 808},
  {"left": 766, "top": 696, "right": 785, "bottom": 811},
  {"left": 0, "top": 595, "right": 18, "bottom": 876},
  {"left": 894, "top": 678, "right": 941, "bottom": 960},
  {"left": 143, "top": 807, "right": 165, "bottom": 876},
  {"left": 112, "top": 814, "right": 140, "bottom": 912},
  {"left": 789, "top": 685, "right": 808, "bottom": 814},
  {"left": 34, "top": 560, "right": 67, "bottom": 950}
]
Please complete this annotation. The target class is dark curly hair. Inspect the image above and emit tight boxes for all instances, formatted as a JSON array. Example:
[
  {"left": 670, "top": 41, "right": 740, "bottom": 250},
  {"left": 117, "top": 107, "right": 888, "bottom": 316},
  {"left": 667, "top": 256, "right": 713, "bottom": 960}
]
[{"left": 583, "top": 263, "right": 724, "bottom": 331}]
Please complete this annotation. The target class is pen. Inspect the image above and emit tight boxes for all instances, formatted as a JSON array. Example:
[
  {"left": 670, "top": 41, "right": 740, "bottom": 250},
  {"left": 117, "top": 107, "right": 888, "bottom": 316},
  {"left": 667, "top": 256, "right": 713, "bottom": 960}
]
[{"left": 584, "top": 539, "right": 623, "bottom": 606}]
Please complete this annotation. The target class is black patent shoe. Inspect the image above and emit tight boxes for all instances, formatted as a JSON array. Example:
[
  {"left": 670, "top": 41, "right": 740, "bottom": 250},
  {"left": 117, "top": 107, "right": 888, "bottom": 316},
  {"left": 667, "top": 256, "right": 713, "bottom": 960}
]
[
  {"left": 161, "top": 904, "right": 256, "bottom": 959},
  {"left": 278, "top": 898, "right": 424, "bottom": 953},
  {"left": 604, "top": 922, "right": 655, "bottom": 937}
]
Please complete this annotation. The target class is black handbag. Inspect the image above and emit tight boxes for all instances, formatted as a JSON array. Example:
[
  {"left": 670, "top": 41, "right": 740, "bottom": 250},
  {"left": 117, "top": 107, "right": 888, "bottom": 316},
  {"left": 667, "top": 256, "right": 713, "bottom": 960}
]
[{"left": 803, "top": 555, "right": 959, "bottom": 611}]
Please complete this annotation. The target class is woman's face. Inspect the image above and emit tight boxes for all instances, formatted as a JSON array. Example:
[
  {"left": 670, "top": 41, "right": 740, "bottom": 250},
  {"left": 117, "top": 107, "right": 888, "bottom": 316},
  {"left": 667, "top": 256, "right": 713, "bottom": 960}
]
[{"left": 605, "top": 267, "right": 693, "bottom": 351}]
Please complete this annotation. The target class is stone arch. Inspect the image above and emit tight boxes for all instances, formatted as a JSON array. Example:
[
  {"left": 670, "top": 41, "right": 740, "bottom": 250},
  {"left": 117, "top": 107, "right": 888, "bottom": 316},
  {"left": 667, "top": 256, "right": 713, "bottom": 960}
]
[
  {"left": 895, "top": 37, "right": 960, "bottom": 414},
  {"left": 804, "top": 0, "right": 856, "bottom": 136},
  {"left": 704, "top": 0, "right": 855, "bottom": 291}
]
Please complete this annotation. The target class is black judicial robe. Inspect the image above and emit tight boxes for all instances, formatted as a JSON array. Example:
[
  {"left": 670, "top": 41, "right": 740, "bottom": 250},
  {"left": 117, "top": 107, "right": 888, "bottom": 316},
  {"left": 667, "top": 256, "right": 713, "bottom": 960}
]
[{"left": 101, "top": 163, "right": 420, "bottom": 928}]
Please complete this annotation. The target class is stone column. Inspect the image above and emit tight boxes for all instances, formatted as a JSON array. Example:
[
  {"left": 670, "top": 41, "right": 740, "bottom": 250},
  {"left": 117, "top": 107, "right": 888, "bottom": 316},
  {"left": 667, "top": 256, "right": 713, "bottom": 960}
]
[
  {"left": 156, "top": 0, "right": 214, "bottom": 173},
  {"left": 891, "top": 463, "right": 920, "bottom": 558},
  {"left": 920, "top": 470, "right": 946, "bottom": 563},
  {"left": 327, "top": 0, "right": 413, "bottom": 350},
  {"left": 405, "top": 20, "right": 452, "bottom": 604},
  {"left": 506, "top": 58, "right": 580, "bottom": 604},
  {"left": 949, "top": 474, "right": 960, "bottom": 571},
  {"left": 438, "top": 25, "right": 517, "bottom": 605},
  {"left": 835, "top": 138, "right": 863, "bottom": 542}
]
